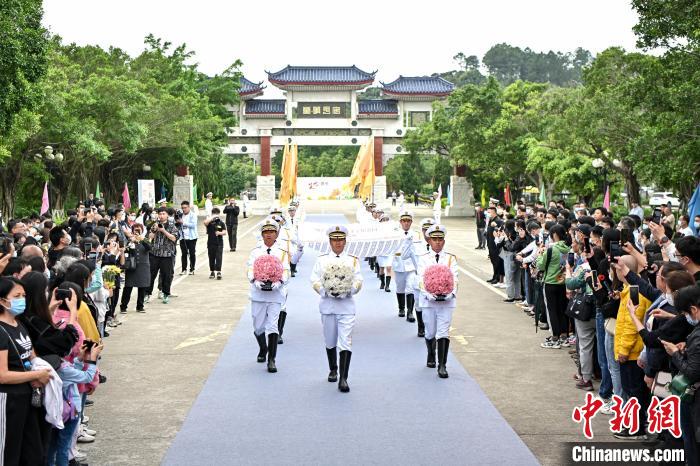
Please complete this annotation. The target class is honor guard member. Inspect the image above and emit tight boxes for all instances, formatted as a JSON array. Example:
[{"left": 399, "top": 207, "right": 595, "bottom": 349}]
[
  {"left": 432, "top": 192, "right": 442, "bottom": 223},
  {"left": 286, "top": 205, "right": 303, "bottom": 276},
  {"left": 246, "top": 218, "right": 290, "bottom": 373},
  {"left": 376, "top": 214, "right": 393, "bottom": 292},
  {"left": 269, "top": 213, "right": 292, "bottom": 344},
  {"left": 410, "top": 218, "right": 435, "bottom": 337},
  {"left": 418, "top": 224, "right": 458, "bottom": 378},
  {"left": 310, "top": 225, "right": 363, "bottom": 393},
  {"left": 393, "top": 210, "right": 422, "bottom": 324}
]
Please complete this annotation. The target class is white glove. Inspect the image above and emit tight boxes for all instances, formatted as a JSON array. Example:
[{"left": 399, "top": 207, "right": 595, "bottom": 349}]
[
  {"left": 317, "top": 287, "right": 327, "bottom": 297},
  {"left": 270, "top": 282, "right": 281, "bottom": 290},
  {"left": 426, "top": 293, "right": 438, "bottom": 301},
  {"left": 253, "top": 280, "right": 264, "bottom": 290}
]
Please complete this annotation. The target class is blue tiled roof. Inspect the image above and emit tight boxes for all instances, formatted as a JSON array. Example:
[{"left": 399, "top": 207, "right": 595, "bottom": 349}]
[
  {"left": 358, "top": 100, "right": 398, "bottom": 114},
  {"left": 245, "top": 99, "right": 285, "bottom": 114},
  {"left": 267, "top": 65, "right": 376, "bottom": 84},
  {"left": 381, "top": 76, "right": 454, "bottom": 95},
  {"left": 239, "top": 76, "right": 264, "bottom": 95}
]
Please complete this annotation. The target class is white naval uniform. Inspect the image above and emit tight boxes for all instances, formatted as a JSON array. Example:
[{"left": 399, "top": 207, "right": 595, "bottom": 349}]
[
  {"left": 310, "top": 253, "right": 363, "bottom": 351},
  {"left": 392, "top": 229, "right": 422, "bottom": 294},
  {"left": 247, "top": 245, "right": 290, "bottom": 335},
  {"left": 433, "top": 198, "right": 442, "bottom": 224},
  {"left": 286, "top": 216, "right": 304, "bottom": 265},
  {"left": 417, "top": 250, "right": 458, "bottom": 339}
]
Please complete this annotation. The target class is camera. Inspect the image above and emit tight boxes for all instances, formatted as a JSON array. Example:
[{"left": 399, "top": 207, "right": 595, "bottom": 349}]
[{"left": 174, "top": 209, "right": 183, "bottom": 222}]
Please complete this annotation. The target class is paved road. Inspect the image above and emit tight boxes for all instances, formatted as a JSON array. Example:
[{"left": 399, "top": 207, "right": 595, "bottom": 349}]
[{"left": 83, "top": 201, "right": 607, "bottom": 466}]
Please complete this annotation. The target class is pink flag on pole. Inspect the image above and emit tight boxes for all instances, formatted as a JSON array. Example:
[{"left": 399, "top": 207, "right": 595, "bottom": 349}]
[
  {"left": 40, "top": 182, "right": 49, "bottom": 215},
  {"left": 603, "top": 186, "right": 610, "bottom": 210},
  {"left": 122, "top": 183, "right": 131, "bottom": 210}
]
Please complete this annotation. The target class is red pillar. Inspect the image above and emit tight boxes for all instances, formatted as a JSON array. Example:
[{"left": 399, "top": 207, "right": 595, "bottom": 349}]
[
  {"left": 455, "top": 164, "right": 467, "bottom": 177},
  {"left": 374, "top": 136, "right": 383, "bottom": 176},
  {"left": 260, "top": 136, "right": 271, "bottom": 176}
]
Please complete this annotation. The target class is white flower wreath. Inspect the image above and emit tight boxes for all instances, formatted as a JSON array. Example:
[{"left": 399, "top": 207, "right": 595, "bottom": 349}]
[{"left": 321, "top": 262, "right": 354, "bottom": 297}]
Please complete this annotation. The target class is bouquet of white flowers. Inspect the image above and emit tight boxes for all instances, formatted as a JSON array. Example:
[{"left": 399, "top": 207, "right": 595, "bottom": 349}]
[{"left": 321, "top": 262, "right": 354, "bottom": 298}]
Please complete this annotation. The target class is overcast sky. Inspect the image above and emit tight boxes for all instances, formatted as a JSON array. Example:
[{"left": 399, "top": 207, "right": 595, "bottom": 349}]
[{"left": 43, "top": 0, "right": 640, "bottom": 95}]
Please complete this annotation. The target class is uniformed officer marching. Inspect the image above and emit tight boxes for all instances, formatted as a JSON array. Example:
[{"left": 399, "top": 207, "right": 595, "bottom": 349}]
[
  {"left": 286, "top": 204, "right": 304, "bottom": 277},
  {"left": 310, "top": 225, "right": 363, "bottom": 393},
  {"left": 417, "top": 224, "right": 458, "bottom": 379},
  {"left": 269, "top": 213, "right": 293, "bottom": 344},
  {"left": 246, "top": 218, "right": 290, "bottom": 373},
  {"left": 393, "top": 210, "right": 422, "bottom": 325},
  {"left": 410, "top": 218, "right": 435, "bottom": 337}
]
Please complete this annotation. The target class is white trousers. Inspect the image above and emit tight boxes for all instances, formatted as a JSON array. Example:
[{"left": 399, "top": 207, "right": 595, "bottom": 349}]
[
  {"left": 394, "top": 271, "right": 415, "bottom": 294},
  {"left": 422, "top": 306, "right": 453, "bottom": 339},
  {"left": 251, "top": 301, "right": 281, "bottom": 336},
  {"left": 321, "top": 314, "right": 356, "bottom": 351},
  {"left": 291, "top": 247, "right": 303, "bottom": 265}
]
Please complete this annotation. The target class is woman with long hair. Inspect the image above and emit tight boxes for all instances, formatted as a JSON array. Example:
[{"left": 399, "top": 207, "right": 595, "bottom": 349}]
[{"left": 0, "top": 277, "right": 53, "bottom": 466}]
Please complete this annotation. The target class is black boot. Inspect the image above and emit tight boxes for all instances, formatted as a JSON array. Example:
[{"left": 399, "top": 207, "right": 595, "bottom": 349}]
[
  {"left": 416, "top": 310, "right": 425, "bottom": 337},
  {"left": 267, "top": 333, "right": 279, "bottom": 373},
  {"left": 384, "top": 275, "right": 391, "bottom": 292},
  {"left": 437, "top": 338, "right": 450, "bottom": 378},
  {"left": 338, "top": 350, "right": 352, "bottom": 393},
  {"left": 425, "top": 338, "right": 436, "bottom": 368},
  {"left": 290, "top": 263, "right": 297, "bottom": 277},
  {"left": 278, "top": 311, "right": 287, "bottom": 344},
  {"left": 255, "top": 332, "right": 267, "bottom": 363},
  {"left": 326, "top": 347, "right": 338, "bottom": 382},
  {"left": 406, "top": 294, "right": 416, "bottom": 322},
  {"left": 379, "top": 274, "right": 385, "bottom": 289},
  {"left": 396, "top": 293, "right": 406, "bottom": 317}
]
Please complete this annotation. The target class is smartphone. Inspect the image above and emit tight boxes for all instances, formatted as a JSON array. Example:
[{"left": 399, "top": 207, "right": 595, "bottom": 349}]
[
  {"left": 609, "top": 241, "right": 621, "bottom": 262},
  {"left": 87, "top": 251, "right": 98, "bottom": 265},
  {"left": 620, "top": 228, "right": 633, "bottom": 247},
  {"left": 567, "top": 252, "right": 575, "bottom": 267},
  {"left": 591, "top": 270, "right": 599, "bottom": 288},
  {"left": 83, "top": 340, "right": 96, "bottom": 351},
  {"left": 543, "top": 231, "right": 550, "bottom": 242},
  {"left": 55, "top": 288, "right": 71, "bottom": 301},
  {"left": 118, "top": 240, "right": 124, "bottom": 248},
  {"left": 83, "top": 242, "right": 93, "bottom": 256},
  {"left": 583, "top": 237, "right": 591, "bottom": 254},
  {"left": 630, "top": 285, "right": 640, "bottom": 306},
  {"left": 652, "top": 208, "right": 662, "bottom": 225}
]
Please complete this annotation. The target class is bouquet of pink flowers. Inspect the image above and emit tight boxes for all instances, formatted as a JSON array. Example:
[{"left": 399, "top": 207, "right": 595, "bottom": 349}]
[
  {"left": 423, "top": 264, "right": 454, "bottom": 301},
  {"left": 253, "top": 255, "right": 284, "bottom": 290}
]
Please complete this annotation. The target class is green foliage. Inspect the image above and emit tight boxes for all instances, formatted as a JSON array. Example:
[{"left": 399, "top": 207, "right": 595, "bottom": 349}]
[
  {"left": 0, "top": 34, "right": 242, "bottom": 216},
  {"left": 0, "top": 0, "right": 49, "bottom": 137}
]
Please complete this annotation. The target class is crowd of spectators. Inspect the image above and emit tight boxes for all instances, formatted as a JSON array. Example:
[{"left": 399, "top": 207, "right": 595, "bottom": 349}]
[{"left": 480, "top": 198, "right": 700, "bottom": 459}]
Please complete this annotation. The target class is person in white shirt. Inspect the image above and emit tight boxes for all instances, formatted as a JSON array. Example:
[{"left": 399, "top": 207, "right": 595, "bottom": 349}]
[
  {"left": 310, "top": 225, "right": 363, "bottom": 393},
  {"left": 246, "top": 219, "right": 290, "bottom": 373},
  {"left": 628, "top": 202, "right": 644, "bottom": 219},
  {"left": 392, "top": 210, "right": 422, "bottom": 325},
  {"left": 417, "top": 224, "right": 458, "bottom": 379},
  {"left": 678, "top": 215, "right": 695, "bottom": 237},
  {"left": 204, "top": 192, "right": 214, "bottom": 218},
  {"left": 432, "top": 192, "right": 442, "bottom": 224}
]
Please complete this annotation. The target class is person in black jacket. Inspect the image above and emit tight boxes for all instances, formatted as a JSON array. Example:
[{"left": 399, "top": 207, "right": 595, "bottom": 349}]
[
  {"left": 223, "top": 198, "right": 240, "bottom": 252},
  {"left": 486, "top": 206, "right": 504, "bottom": 285},
  {"left": 475, "top": 204, "right": 486, "bottom": 249},
  {"left": 204, "top": 208, "right": 226, "bottom": 279},
  {"left": 660, "top": 286, "right": 700, "bottom": 466}
]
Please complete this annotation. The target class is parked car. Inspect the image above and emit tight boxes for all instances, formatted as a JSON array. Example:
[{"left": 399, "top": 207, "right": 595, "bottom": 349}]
[{"left": 649, "top": 191, "right": 680, "bottom": 207}]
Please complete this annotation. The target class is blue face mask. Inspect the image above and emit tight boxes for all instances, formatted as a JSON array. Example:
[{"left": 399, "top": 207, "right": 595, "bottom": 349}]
[
  {"left": 686, "top": 314, "right": 698, "bottom": 326},
  {"left": 8, "top": 297, "right": 26, "bottom": 316}
]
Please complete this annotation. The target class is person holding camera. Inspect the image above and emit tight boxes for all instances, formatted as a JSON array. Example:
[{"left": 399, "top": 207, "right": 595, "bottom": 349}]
[
  {"left": 120, "top": 223, "right": 151, "bottom": 313},
  {"left": 146, "top": 208, "right": 180, "bottom": 305},
  {"left": 204, "top": 208, "right": 226, "bottom": 280},
  {"left": 178, "top": 201, "right": 198, "bottom": 275},
  {"left": 223, "top": 198, "right": 240, "bottom": 252}
]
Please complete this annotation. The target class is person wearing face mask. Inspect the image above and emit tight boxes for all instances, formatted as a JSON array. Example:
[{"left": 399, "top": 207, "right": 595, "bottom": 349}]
[
  {"left": 659, "top": 285, "right": 700, "bottom": 466},
  {"left": 0, "top": 277, "right": 53, "bottom": 466},
  {"left": 676, "top": 215, "right": 694, "bottom": 238}
]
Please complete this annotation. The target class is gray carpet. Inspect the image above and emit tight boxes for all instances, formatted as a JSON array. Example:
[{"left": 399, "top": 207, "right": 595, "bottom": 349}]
[{"left": 163, "top": 214, "right": 539, "bottom": 466}]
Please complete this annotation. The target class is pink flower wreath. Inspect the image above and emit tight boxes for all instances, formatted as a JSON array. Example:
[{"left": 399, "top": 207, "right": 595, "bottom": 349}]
[
  {"left": 253, "top": 255, "right": 283, "bottom": 283},
  {"left": 423, "top": 264, "right": 454, "bottom": 296}
]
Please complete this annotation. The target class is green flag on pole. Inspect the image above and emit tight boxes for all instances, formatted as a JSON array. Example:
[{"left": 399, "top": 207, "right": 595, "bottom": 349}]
[
  {"left": 95, "top": 182, "right": 101, "bottom": 199},
  {"left": 539, "top": 182, "right": 546, "bottom": 205},
  {"left": 192, "top": 184, "right": 198, "bottom": 203}
]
